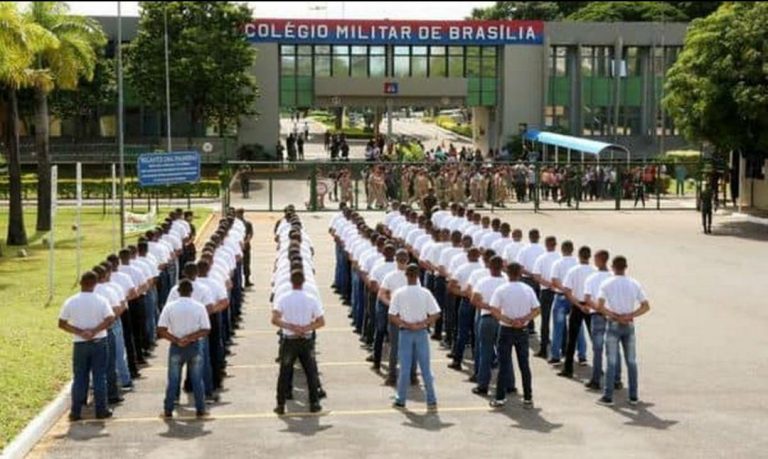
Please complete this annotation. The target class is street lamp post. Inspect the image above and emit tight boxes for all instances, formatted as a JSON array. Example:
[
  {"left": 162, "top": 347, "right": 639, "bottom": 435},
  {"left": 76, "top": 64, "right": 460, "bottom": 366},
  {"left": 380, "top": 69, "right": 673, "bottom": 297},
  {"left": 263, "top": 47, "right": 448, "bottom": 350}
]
[{"left": 117, "top": 1, "right": 125, "bottom": 247}]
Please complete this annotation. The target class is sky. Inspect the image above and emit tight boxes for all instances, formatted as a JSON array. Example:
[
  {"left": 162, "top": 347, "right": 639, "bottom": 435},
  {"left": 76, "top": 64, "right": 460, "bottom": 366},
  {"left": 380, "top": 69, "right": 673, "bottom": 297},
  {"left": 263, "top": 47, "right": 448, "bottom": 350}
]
[{"left": 21, "top": 1, "right": 497, "bottom": 20}]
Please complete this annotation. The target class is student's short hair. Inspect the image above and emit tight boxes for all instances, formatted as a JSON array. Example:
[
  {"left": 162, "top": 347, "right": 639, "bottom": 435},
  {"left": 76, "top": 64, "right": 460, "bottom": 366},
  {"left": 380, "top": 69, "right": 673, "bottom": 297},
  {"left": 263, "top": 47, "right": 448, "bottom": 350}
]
[
  {"left": 80, "top": 271, "right": 98, "bottom": 285},
  {"left": 196, "top": 259, "right": 210, "bottom": 274},
  {"left": 183, "top": 262, "right": 198, "bottom": 278},
  {"left": 545, "top": 236, "right": 557, "bottom": 247},
  {"left": 395, "top": 249, "right": 410, "bottom": 262},
  {"left": 506, "top": 262, "right": 523, "bottom": 278},
  {"left": 178, "top": 279, "right": 194, "bottom": 296},
  {"left": 92, "top": 265, "right": 106, "bottom": 278},
  {"left": 561, "top": 240, "right": 574, "bottom": 253},
  {"left": 489, "top": 255, "right": 503, "bottom": 270},
  {"left": 290, "top": 270, "right": 305, "bottom": 285},
  {"left": 612, "top": 256, "right": 628, "bottom": 270},
  {"left": 118, "top": 249, "right": 130, "bottom": 259},
  {"left": 578, "top": 246, "right": 591, "bottom": 259},
  {"left": 595, "top": 250, "right": 610, "bottom": 262},
  {"left": 529, "top": 229, "right": 540, "bottom": 240}
]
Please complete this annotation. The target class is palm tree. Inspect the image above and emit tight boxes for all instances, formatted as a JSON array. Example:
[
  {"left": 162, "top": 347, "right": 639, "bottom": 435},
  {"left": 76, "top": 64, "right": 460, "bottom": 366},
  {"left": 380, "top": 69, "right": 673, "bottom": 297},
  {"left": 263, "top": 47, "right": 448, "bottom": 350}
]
[
  {"left": 0, "top": 2, "right": 55, "bottom": 246},
  {"left": 26, "top": 2, "right": 106, "bottom": 231}
]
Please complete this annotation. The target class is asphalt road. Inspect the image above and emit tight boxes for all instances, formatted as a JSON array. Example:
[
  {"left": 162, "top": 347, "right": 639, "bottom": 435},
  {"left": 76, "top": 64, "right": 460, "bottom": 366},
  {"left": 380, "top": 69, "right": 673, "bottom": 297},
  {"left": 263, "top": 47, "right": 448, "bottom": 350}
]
[{"left": 28, "top": 209, "right": 768, "bottom": 459}]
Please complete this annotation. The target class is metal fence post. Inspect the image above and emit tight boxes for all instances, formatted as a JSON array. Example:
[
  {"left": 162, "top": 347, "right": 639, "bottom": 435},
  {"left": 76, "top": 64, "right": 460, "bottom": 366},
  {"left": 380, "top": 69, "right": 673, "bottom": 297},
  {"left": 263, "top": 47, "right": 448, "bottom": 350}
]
[
  {"left": 310, "top": 164, "right": 318, "bottom": 212},
  {"left": 268, "top": 174, "right": 273, "bottom": 212},
  {"left": 534, "top": 162, "right": 540, "bottom": 213},
  {"left": 656, "top": 163, "right": 661, "bottom": 210}
]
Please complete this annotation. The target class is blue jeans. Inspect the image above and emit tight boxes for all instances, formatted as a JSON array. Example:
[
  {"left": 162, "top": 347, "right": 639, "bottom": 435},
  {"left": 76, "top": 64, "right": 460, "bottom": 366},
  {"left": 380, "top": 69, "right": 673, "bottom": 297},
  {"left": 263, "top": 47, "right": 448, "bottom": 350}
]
[
  {"left": 352, "top": 273, "right": 366, "bottom": 333},
  {"left": 165, "top": 341, "right": 205, "bottom": 414},
  {"left": 476, "top": 315, "right": 501, "bottom": 389},
  {"left": 551, "top": 296, "right": 586, "bottom": 360},
  {"left": 496, "top": 327, "right": 532, "bottom": 401},
  {"left": 604, "top": 322, "right": 638, "bottom": 401},
  {"left": 590, "top": 315, "right": 622, "bottom": 386},
  {"left": 106, "top": 328, "right": 118, "bottom": 399},
  {"left": 71, "top": 339, "right": 109, "bottom": 417},
  {"left": 144, "top": 286, "right": 158, "bottom": 346},
  {"left": 372, "top": 300, "right": 389, "bottom": 365},
  {"left": 396, "top": 329, "right": 436, "bottom": 405},
  {"left": 111, "top": 319, "right": 132, "bottom": 386},
  {"left": 452, "top": 299, "right": 475, "bottom": 364}
]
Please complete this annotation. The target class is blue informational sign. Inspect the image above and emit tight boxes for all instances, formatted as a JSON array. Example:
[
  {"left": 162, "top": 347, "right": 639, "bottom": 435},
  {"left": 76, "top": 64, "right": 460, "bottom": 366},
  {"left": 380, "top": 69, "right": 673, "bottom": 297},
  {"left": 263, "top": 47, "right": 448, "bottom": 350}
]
[{"left": 137, "top": 151, "right": 201, "bottom": 187}]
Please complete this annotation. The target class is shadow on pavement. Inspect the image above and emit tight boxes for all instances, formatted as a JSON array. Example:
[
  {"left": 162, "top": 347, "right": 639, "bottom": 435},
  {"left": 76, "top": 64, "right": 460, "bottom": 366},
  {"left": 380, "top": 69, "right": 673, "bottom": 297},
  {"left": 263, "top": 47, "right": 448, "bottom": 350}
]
[
  {"left": 400, "top": 410, "right": 455, "bottom": 431},
  {"left": 504, "top": 406, "right": 564, "bottom": 434},
  {"left": 278, "top": 412, "right": 333, "bottom": 436},
  {"left": 159, "top": 417, "right": 212, "bottom": 439},
  {"left": 611, "top": 402, "right": 678, "bottom": 430},
  {"left": 712, "top": 221, "right": 768, "bottom": 242},
  {"left": 58, "top": 421, "right": 110, "bottom": 442}
]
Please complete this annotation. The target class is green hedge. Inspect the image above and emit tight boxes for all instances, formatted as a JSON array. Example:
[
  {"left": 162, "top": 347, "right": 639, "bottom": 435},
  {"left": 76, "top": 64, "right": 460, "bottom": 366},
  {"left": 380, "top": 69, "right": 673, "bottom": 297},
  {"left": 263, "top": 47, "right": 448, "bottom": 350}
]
[
  {"left": 0, "top": 178, "right": 221, "bottom": 200},
  {"left": 435, "top": 116, "right": 472, "bottom": 138}
]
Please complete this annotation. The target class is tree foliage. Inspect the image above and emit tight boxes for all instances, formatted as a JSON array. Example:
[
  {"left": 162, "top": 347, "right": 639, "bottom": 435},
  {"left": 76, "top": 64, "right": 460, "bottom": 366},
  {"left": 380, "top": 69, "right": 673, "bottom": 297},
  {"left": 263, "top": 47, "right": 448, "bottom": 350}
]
[
  {"left": 664, "top": 2, "right": 768, "bottom": 160},
  {"left": 125, "top": 1, "right": 258, "bottom": 139},
  {"left": 470, "top": 1, "right": 706, "bottom": 21},
  {"left": 567, "top": 2, "right": 688, "bottom": 22}
]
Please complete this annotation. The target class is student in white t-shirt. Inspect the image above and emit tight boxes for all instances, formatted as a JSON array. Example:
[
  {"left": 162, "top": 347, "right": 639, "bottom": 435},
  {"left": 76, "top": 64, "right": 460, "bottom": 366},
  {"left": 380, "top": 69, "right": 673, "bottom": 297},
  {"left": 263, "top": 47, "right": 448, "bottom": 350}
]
[
  {"left": 59, "top": 271, "right": 116, "bottom": 421},
  {"left": 389, "top": 264, "right": 441, "bottom": 410},
  {"left": 596, "top": 256, "right": 650, "bottom": 407},
  {"left": 377, "top": 249, "right": 416, "bottom": 386},
  {"left": 158, "top": 279, "right": 211, "bottom": 418},
  {"left": 489, "top": 262, "right": 540, "bottom": 409}
]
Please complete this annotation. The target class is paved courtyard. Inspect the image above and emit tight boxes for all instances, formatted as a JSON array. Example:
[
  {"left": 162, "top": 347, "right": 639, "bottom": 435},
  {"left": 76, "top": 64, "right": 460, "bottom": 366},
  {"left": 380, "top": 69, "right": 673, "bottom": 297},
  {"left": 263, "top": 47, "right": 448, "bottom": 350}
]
[{"left": 28, "top": 210, "right": 768, "bottom": 458}]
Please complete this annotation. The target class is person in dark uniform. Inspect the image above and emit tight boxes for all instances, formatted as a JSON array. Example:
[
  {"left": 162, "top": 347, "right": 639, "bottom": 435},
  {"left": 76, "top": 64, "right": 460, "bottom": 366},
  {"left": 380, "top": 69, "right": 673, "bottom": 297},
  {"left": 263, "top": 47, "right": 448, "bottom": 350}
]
[
  {"left": 237, "top": 208, "right": 254, "bottom": 286},
  {"left": 240, "top": 170, "right": 250, "bottom": 198},
  {"left": 701, "top": 184, "right": 714, "bottom": 234},
  {"left": 297, "top": 135, "right": 305, "bottom": 161}
]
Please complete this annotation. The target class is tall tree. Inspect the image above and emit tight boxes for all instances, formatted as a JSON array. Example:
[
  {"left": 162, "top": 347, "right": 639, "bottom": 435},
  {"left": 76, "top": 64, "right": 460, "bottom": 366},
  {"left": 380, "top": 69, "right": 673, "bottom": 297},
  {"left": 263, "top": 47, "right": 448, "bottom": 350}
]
[
  {"left": 25, "top": 2, "right": 106, "bottom": 232},
  {"left": 0, "top": 2, "right": 56, "bottom": 246},
  {"left": 666, "top": 2, "right": 723, "bottom": 19},
  {"left": 567, "top": 2, "right": 688, "bottom": 22},
  {"left": 470, "top": 1, "right": 562, "bottom": 20},
  {"left": 664, "top": 2, "right": 768, "bottom": 161},
  {"left": 126, "top": 1, "right": 258, "bottom": 144}
]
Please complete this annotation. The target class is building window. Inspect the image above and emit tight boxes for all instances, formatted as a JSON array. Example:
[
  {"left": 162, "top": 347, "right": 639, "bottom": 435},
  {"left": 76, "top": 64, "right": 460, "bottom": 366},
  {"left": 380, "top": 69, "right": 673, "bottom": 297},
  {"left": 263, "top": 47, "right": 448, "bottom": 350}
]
[
  {"left": 428, "top": 46, "right": 446, "bottom": 77},
  {"left": 332, "top": 45, "right": 350, "bottom": 77},
  {"left": 370, "top": 46, "right": 386, "bottom": 77},
  {"left": 351, "top": 45, "right": 368, "bottom": 77},
  {"left": 314, "top": 45, "right": 331, "bottom": 77},
  {"left": 546, "top": 46, "right": 571, "bottom": 130},
  {"left": 411, "top": 46, "right": 428, "bottom": 77},
  {"left": 394, "top": 46, "right": 410, "bottom": 77},
  {"left": 448, "top": 46, "right": 464, "bottom": 77}
]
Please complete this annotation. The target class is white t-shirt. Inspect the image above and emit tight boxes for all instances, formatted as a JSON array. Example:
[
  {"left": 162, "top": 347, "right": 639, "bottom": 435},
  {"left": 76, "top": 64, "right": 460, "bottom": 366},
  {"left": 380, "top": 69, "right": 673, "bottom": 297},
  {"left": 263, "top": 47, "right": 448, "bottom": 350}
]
[
  {"left": 273, "top": 283, "right": 321, "bottom": 305},
  {"left": 110, "top": 271, "right": 135, "bottom": 297},
  {"left": 454, "top": 261, "right": 484, "bottom": 292},
  {"left": 118, "top": 264, "right": 146, "bottom": 289},
  {"left": 370, "top": 261, "right": 397, "bottom": 285},
  {"left": 95, "top": 283, "right": 122, "bottom": 308},
  {"left": 389, "top": 285, "right": 441, "bottom": 324},
  {"left": 503, "top": 241, "right": 524, "bottom": 265},
  {"left": 158, "top": 297, "right": 210, "bottom": 339},
  {"left": 438, "top": 246, "right": 463, "bottom": 270},
  {"left": 532, "top": 251, "right": 561, "bottom": 289},
  {"left": 517, "top": 243, "right": 545, "bottom": 273},
  {"left": 490, "top": 281, "right": 540, "bottom": 324},
  {"left": 584, "top": 271, "right": 612, "bottom": 304},
  {"left": 380, "top": 270, "right": 409, "bottom": 300},
  {"left": 479, "top": 232, "right": 502, "bottom": 250},
  {"left": 474, "top": 275, "right": 508, "bottom": 315},
  {"left": 598, "top": 275, "right": 647, "bottom": 315},
  {"left": 563, "top": 264, "right": 596, "bottom": 302},
  {"left": 59, "top": 292, "right": 114, "bottom": 342},
  {"left": 197, "top": 276, "right": 228, "bottom": 304},
  {"left": 549, "top": 255, "right": 578, "bottom": 291},
  {"left": 274, "top": 290, "right": 324, "bottom": 337},
  {"left": 168, "top": 279, "right": 214, "bottom": 308}
]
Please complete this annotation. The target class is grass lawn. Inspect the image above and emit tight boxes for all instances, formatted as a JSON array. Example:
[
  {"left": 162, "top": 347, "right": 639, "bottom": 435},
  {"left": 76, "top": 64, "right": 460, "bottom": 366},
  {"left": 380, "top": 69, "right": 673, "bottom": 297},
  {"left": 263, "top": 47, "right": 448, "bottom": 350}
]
[{"left": 0, "top": 206, "right": 212, "bottom": 449}]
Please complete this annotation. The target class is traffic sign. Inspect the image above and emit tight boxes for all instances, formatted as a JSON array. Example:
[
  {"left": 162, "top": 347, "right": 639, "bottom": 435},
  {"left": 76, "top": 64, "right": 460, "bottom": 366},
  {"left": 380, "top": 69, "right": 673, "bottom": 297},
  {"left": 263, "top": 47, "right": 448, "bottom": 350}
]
[{"left": 137, "top": 151, "right": 201, "bottom": 187}]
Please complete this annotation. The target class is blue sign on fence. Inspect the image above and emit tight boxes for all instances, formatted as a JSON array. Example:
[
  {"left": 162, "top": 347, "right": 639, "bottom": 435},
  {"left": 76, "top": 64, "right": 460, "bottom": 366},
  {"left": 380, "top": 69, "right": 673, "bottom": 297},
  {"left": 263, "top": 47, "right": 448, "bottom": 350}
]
[{"left": 137, "top": 151, "right": 201, "bottom": 187}]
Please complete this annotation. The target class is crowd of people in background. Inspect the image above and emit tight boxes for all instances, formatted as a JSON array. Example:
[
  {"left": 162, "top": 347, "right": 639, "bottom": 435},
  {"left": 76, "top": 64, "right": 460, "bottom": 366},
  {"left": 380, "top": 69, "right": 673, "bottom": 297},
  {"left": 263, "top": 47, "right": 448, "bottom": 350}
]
[
  {"left": 330, "top": 200, "right": 651, "bottom": 409},
  {"left": 58, "top": 207, "right": 252, "bottom": 420}
]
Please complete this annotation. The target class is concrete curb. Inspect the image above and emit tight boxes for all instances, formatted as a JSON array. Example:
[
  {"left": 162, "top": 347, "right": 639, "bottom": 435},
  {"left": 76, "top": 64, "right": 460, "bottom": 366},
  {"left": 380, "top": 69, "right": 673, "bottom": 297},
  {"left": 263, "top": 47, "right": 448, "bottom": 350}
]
[
  {"left": 1, "top": 382, "right": 71, "bottom": 459},
  {"left": 731, "top": 212, "right": 768, "bottom": 226},
  {"left": 1, "top": 211, "right": 219, "bottom": 459}
]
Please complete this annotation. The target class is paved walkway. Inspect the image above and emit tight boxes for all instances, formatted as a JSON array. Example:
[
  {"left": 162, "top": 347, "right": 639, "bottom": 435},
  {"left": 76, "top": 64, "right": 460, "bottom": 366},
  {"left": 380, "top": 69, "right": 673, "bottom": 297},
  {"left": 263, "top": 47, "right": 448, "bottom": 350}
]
[{"left": 28, "top": 210, "right": 768, "bottom": 458}]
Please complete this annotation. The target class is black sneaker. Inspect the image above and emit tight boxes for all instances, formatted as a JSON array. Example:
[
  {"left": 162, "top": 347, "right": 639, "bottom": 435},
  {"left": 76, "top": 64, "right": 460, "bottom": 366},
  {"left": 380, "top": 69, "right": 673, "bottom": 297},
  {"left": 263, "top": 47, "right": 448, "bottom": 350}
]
[
  {"left": 318, "top": 388, "right": 327, "bottom": 399},
  {"left": 628, "top": 397, "right": 639, "bottom": 406},
  {"left": 392, "top": 400, "right": 405, "bottom": 409},
  {"left": 427, "top": 403, "right": 438, "bottom": 412},
  {"left": 95, "top": 410, "right": 113, "bottom": 420},
  {"left": 523, "top": 399, "right": 534, "bottom": 409},
  {"left": 196, "top": 411, "right": 210, "bottom": 418},
  {"left": 384, "top": 378, "right": 396, "bottom": 387},
  {"left": 507, "top": 387, "right": 518, "bottom": 394},
  {"left": 596, "top": 396, "right": 614, "bottom": 407},
  {"left": 614, "top": 381, "right": 624, "bottom": 390},
  {"left": 547, "top": 358, "right": 561, "bottom": 366},
  {"left": 108, "top": 396, "right": 124, "bottom": 404},
  {"left": 309, "top": 403, "right": 322, "bottom": 413},
  {"left": 447, "top": 362, "right": 462, "bottom": 371},
  {"left": 578, "top": 358, "right": 588, "bottom": 366},
  {"left": 471, "top": 387, "right": 488, "bottom": 396},
  {"left": 273, "top": 405, "right": 285, "bottom": 415},
  {"left": 365, "top": 355, "right": 375, "bottom": 363},
  {"left": 68, "top": 413, "right": 82, "bottom": 422},
  {"left": 467, "top": 375, "right": 477, "bottom": 383},
  {"left": 371, "top": 364, "right": 381, "bottom": 372},
  {"left": 584, "top": 380, "right": 601, "bottom": 391},
  {"left": 489, "top": 398, "right": 506, "bottom": 408},
  {"left": 557, "top": 370, "right": 573, "bottom": 379}
]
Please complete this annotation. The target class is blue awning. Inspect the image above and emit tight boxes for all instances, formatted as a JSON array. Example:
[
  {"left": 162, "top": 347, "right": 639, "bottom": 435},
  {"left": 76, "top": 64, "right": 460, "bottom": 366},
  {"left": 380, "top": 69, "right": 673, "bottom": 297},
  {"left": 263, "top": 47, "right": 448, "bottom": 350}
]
[{"left": 524, "top": 129, "right": 629, "bottom": 156}]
